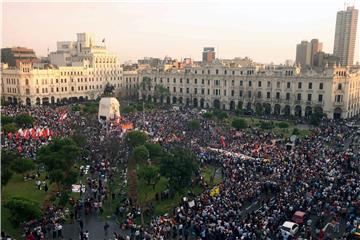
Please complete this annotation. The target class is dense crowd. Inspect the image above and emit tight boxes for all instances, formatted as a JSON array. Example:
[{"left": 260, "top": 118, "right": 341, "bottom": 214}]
[{"left": 1, "top": 104, "right": 359, "bottom": 240}]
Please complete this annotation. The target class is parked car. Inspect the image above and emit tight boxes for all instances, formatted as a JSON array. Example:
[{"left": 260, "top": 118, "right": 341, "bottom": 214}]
[
  {"left": 280, "top": 221, "right": 300, "bottom": 237},
  {"left": 292, "top": 211, "right": 306, "bottom": 224}
]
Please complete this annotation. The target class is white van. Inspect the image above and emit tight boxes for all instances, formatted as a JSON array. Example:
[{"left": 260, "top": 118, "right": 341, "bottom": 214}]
[{"left": 280, "top": 221, "right": 299, "bottom": 238}]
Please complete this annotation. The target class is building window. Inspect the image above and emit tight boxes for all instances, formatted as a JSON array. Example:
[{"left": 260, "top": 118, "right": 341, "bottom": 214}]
[
  {"left": 307, "top": 94, "right": 312, "bottom": 101},
  {"left": 186, "top": 79, "right": 189, "bottom": 84},
  {"left": 180, "top": 88, "right": 183, "bottom": 93},
  {"left": 298, "top": 82, "right": 302, "bottom": 89},
  {"left": 239, "top": 90, "right": 243, "bottom": 97},
  {"left": 223, "top": 90, "right": 226, "bottom": 96},
  {"left": 318, "top": 94, "right": 323, "bottom": 102},
  {"left": 208, "top": 89, "right": 210, "bottom": 95},
  {"left": 240, "top": 81, "right": 243, "bottom": 86},
  {"left": 194, "top": 79, "right": 197, "bottom": 84},
  {"left": 287, "top": 82, "right": 291, "bottom": 88},
  {"left": 247, "top": 91, "right": 251, "bottom": 98},
  {"left": 216, "top": 69, "right": 219, "bottom": 74},
  {"left": 173, "top": 87, "right": 176, "bottom": 93},
  {"left": 297, "top": 93, "right": 301, "bottom": 101},
  {"left": 267, "top": 92, "right": 270, "bottom": 98},
  {"left": 194, "top": 88, "right": 197, "bottom": 94},
  {"left": 36, "top": 88, "right": 39, "bottom": 93},
  {"left": 180, "top": 78, "right": 182, "bottom": 83},
  {"left": 308, "top": 82, "right": 312, "bottom": 89},
  {"left": 201, "top": 88, "right": 205, "bottom": 95},
  {"left": 25, "top": 79, "right": 29, "bottom": 85},
  {"left": 186, "top": 88, "right": 189, "bottom": 94},
  {"left": 231, "top": 90, "right": 234, "bottom": 96},
  {"left": 248, "top": 81, "right": 252, "bottom": 87},
  {"left": 202, "top": 79, "right": 204, "bottom": 84},
  {"left": 173, "top": 78, "right": 176, "bottom": 83},
  {"left": 267, "top": 81, "right": 271, "bottom": 87},
  {"left": 338, "top": 83, "right": 342, "bottom": 90},
  {"left": 26, "top": 89, "right": 30, "bottom": 94},
  {"left": 319, "top": 82, "right": 323, "bottom": 90},
  {"left": 276, "top": 82, "right": 280, "bottom": 88},
  {"left": 257, "top": 91, "right": 262, "bottom": 98},
  {"left": 258, "top": 81, "right": 262, "bottom": 87},
  {"left": 276, "top": 92, "right": 280, "bottom": 99}
]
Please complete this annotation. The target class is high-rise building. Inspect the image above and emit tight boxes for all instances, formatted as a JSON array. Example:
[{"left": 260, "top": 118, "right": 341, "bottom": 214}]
[
  {"left": 333, "top": 6, "right": 358, "bottom": 67},
  {"left": 296, "top": 41, "right": 312, "bottom": 67},
  {"left": 202, "top": 47, "right": 215, "bottom": 63},
  {"left": 1, "top": 47, "right": 38, "bottom": 67},
  {"left": 310, "top": 39, "right": 323, "bottom": 65}
]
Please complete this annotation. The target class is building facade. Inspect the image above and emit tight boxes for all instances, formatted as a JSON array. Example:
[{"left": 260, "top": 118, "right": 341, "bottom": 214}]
[
  {"left": 1, "top": 47, "right": 38, "bottom": 67},
  {"left": 1, "top": 33, "right": 123, "bottom": 105},
  {"left": 202, "top": 47, "right": 215, "bottom": 63},
  {"left": 139, "top": 63, "right": 360, "bottom": 119},
  {"left": 333, "top": 6, "right": 358, "bottom": 67},
  {"left": 296, "top": 41, "right": 312, "bottom": 67}
]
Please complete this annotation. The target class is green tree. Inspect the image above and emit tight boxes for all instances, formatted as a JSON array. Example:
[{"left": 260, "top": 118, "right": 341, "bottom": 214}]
[
  {"left": 5, "top": 197, "right": 41, "bottom": 225},
  {"left": 15, "top": 114, "right": 34, "bottom": 125},
  {"left": 1, "top": 116, "right": 15, "bottom": 125},
  {"left": 133, "top": 145, "right": 150, "bottom": 163},
  {"left": 310, "top": 108, "right": 325, "bottom": 126},
  {"left": 187, "top": 119, "right": 200, "bottom": 131},
  {"left": 159, "top": 148, "right": 198, "bottom": 190},
  {"left": 259, "top": 121, "right": 274, "bottom": 130},
  {"left": 11, "top": 157, "right": 34, "bottom": 174},
  {"left": 3, "top": 123, "right": 17, "bottom": 134},
  {"left": 125, "top": 131, "right": 148, "bottom": 148},
  {"left": 277, "top": 122, "right": 290, "bottom": 128},
  {"left": 231, "top": 118, "right": 247, "bottom": 130},
  {"left": 144, "top": 143, "right": 163, "bottom": 159},
  {"left": 212, "top": 110, "right": 228, "bottom": 120},
  {"left": 292, "top": 128, "right": 300, "bottom": 135},
  {"left": 202, "top": 112, "right": 213, "bottom": 119},
  {"left": 255, "top": 104, "right": 263, "bottom": 116},
  {"left": 122, "top": 105, "right": 137, "bottom": 115},
  {"left": 37, "top": 138, "right": 80, "bottom": 190},
  {"left": 138, "top": 164, "right": 160, "bottom": 189},
  {"left": 154, "top": 84, "right": 170, "bottom": 99},
  {"left": 1, "top": 151, "right": 17, "bottom": 186}
]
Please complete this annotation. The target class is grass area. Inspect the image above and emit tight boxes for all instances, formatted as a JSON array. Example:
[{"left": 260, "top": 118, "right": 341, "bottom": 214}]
[
  {"left": 1, "top": 173, "right": 50, "bottom": 238},
  {"left": 202, "top": 165, "right": 222, "bottom": 187},
  {"left": 229, "top": 116, "right": 312, "bottom": 139},
  {"left": 1, "top": 174, "right": 47, "bottom": 203},
  {"left": 137, "top": 177, "right": 168, "bottom": 204}
]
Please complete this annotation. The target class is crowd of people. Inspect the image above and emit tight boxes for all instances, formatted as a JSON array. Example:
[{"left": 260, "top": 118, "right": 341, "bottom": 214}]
[{"left": 1, "top": 103, "right": 359, "bottom": 240}]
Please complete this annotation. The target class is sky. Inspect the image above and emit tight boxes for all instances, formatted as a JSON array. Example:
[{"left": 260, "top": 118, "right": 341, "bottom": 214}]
[{"left": 2, "top": 0, "right": 359, "bottom": 64}]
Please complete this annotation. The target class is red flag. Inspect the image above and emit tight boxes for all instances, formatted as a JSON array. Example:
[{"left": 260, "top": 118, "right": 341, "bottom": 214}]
[
  {"left": 31, "top": 128, "right": 36, "bottom": 139},
  {"left": 17, "top": 145, "right": 23, "bottom": 153},
  {"left": 24, "top": 129, "right": 30, "bottom": 140},
  {"left": 220, "top": 136, "right": 226, "bottom": 148},
  {"left": 46, "top": 128, "right": 50, "bottom": 137},
  {"left": 16, "top": 132, "right": 20, "bottom": 140},
  {"left": 59, "top": 112, "right": 68, "bottom": 121},
  {"left": 7, "top": 132, "right": 13, "bottom": 139}
]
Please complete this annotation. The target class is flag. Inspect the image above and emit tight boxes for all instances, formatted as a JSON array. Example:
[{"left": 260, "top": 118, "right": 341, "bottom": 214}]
[
  {"left": 15, "top": 132, "right": 20, "bottom": 141},
  {"left": 24, "top": 129, "right": 30, "bottom": 140},
  {"left": 18, "top": 128, "right": 24, "bottom": 136},
  {"left": 59, "top": 112, "right": 68, "bottom": 121},
  {"left": 17, "top": 145, "right": 23, "bottom": 153},
  {"left": 220, "top": 136, "right": 226, "bottom": 148}
]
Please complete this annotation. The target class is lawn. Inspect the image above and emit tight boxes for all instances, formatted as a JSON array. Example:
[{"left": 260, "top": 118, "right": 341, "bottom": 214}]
[
  {"left": 1, "top": 173, "right": 50, "bottom": 238},
  {"left": 202, "top": 165, "right": 222, "bottom": 187}
]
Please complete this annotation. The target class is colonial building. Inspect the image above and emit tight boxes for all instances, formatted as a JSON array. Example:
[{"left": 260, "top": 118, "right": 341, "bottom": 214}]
[
  {"left": 139, "top": 62, "right": 360, "bottom": 119},
  {"left": 1, "top": 33, "right": 123, "bottom": 105}
]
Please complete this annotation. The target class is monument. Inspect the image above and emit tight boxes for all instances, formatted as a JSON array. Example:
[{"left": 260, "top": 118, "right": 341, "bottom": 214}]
[{"left": 98, "top": 97, "right": 120, "bottom": 122}]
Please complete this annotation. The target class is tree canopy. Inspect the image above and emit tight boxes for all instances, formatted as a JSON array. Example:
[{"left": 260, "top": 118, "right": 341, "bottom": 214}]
[
  {"left": 5, "top": 197, "right": 41, "bottom": 225},
  {"left": 231, "top": 118, "right": 247, "bottom": 130},
  {"left": 159, "top": 148, "right": 198, "bottom": 190},
  {"left": 187, "top": 119, "right": 201, "bottom": 131},
  {"left": 137, "top": 164, "right": 160, "bottom": 189},
  {"left": 125, "top": 130, "right": 148, "bottom": 148},
  {"left": 15, "top": 114, "right": 34, "bottom": 126},
  {"left": 133, "top": 145, "right": 150, "bottom": 163}
]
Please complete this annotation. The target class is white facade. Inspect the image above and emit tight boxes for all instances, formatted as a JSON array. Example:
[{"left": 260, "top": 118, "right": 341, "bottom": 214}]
[
  {"left": 139, "top": 63, "right": 360, "bottom": 119},
  {"left": 1, "top": 33, "right": 123, "bottom": 105}
]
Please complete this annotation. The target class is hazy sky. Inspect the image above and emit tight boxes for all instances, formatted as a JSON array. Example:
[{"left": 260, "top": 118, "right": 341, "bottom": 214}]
[{"left": 2, "top": 0, "right": 359, "bottom": 64}]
